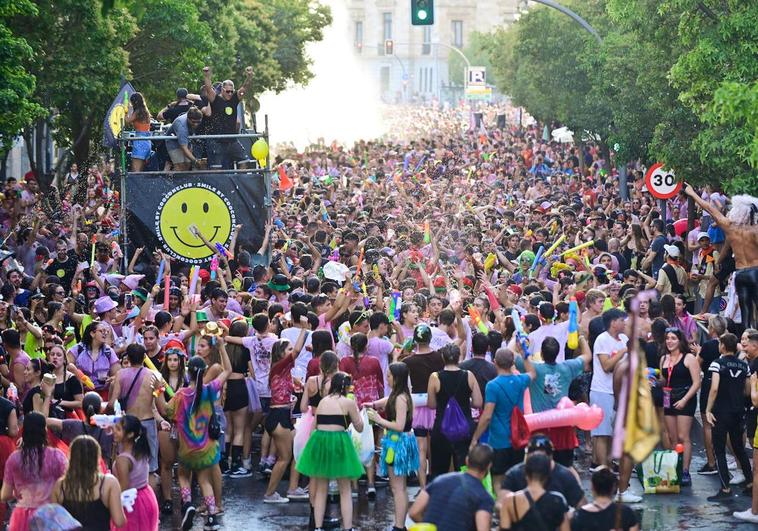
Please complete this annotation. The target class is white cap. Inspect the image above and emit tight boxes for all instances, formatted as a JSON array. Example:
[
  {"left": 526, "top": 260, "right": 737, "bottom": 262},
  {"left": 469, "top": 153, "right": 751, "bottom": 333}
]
[
  {"left": 697, "top": 231, "right": 710, "bottom": 241},
  {"left": 663, "top": 244, "right": 680, "bottom": 258}
]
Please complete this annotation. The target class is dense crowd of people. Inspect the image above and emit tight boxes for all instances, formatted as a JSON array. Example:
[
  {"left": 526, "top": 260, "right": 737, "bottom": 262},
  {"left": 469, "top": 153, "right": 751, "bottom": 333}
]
[{"left": 0, "top": 81, "right": 757, "bottom": 531}]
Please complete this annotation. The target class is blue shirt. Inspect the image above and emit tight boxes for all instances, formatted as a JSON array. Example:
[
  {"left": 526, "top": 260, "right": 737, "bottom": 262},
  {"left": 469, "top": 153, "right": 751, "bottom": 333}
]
[
  {"left": 484, "top": 374, "right": 530, "bottom": 449},
  {"left": 650, "top": 235, "right": 667, "bottom": 278},
  {"left": 515, "top": 357, "right": 584, "bottom": 413},
  {"left": 424, "top": 472, "right": 495, "bottom": 531}
]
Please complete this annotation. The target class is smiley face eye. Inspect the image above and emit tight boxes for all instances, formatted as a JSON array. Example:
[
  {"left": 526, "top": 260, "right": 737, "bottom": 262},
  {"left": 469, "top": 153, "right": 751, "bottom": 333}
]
[
  {"left": 203, "top": 202, "right": 209, "bottom": 213},
  {"left": 181, "top": 203, "right": 187, "bottom": 214}
]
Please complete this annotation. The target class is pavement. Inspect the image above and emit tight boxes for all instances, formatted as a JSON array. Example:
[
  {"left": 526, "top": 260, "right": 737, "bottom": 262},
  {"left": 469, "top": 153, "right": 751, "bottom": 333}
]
[{"left": 160, "top": 422, "right": 758, "bottom": 530}]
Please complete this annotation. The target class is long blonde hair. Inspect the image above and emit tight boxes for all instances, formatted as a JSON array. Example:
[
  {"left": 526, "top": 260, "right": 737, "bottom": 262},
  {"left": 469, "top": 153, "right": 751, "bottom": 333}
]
[{"left": 60, "top": 435, "right": 101, "bottom": 505}]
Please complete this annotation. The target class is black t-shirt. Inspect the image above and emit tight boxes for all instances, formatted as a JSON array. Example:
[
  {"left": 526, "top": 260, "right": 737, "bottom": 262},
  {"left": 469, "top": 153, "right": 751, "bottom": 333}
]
[
  {"left": 209, "top": 92, "right": 240, "bottom": 135},
  {"left": 503, "top": 462, "right": 584, "bottom": 508},
  {"left": 571, "top": 503, "right": 638, "bottom": 531},
  {"left": 643, "top": 341, "right": 659, "bottom": 369},
  {"left": 162, "top": 101, "right": 194, "bottom": 124},
  {"left": 699, "top": 339, "right": 720, "bottom": 386},
  {"left": 46, "top": 250, "right": 78, "bottom": 289},
  {"left": 423, "top": 472, "right": 494, "bottom": 531},
  {"left": 460, "top": 357, "right": 497, "bottom": 398},
  {"left": 708, "top": 355, "right": 749, "bottom": 415},
  {"left": 22, "top": 385, "right": 42, "bottom": 415},
  {"left": 0, "top": 396, "right": 14, "bottom": 434},
  {"left": 54, "top": 375, "right": 84, "bottom": 404}
]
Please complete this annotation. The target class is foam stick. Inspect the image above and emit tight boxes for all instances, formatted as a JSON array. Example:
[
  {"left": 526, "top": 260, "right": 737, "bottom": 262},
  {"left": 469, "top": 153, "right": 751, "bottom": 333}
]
[
  {"left": 210, "top": 256, "right": 218, "bottom": 281},
  {"left": 543, "top": 234, "right": 566, "bottom": 258},
  {"left": 468, "top": 305, "right": 489, "bottom": 334},
  {"left": 524, "top": 396, "right": 604, "bottom": 431},
  {"left": 215, "top": 242, "right": 234, "bottom": 260},
  {"left": 388, "top": 291, "right": 401, "bottom": 322},
  {"left": 423, "top": 220, "right": 431, "bottom": 244},
  {"left": 355, "top": 247, "right": 365, "bottom": 278},
  {"left": 529, "top": 245, "right": 545, "bottom": 277},
  {"left": 74, "top": 368, "right": 95, "bottom": 390},
  {"left": 561, "top": 240, "right": 595, "bottom": 256},
  {"left": 142, "top": 357, "right": 174, "bottom": 397},
  {"left": 188, "top": 265, "right": 200, "bottom": 299},
  {"left": 511, "top": 308, "right": 530, "bottom": 357},
  {"left": 156, "top": 259, "right": 165, "bottom": 287},
  {"left": 567, "top": 297, "right": 579, "bottom": 350},
  {"left": 483, "top": 285, "right": 501, "bottom": 311},
  {"left": 163, "top": 274, "right": 170, "bottom": 310},
  {"left": 90, "top": 237, "right": 96, "bottom": 266}
]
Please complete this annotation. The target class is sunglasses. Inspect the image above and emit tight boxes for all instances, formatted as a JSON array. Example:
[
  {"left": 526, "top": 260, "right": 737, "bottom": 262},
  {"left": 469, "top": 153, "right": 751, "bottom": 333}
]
[
  {"left": 224, "top": 89, "right": 234, "bottom": 94},
  {"left": 665, "top": 327, "right": 680, "bottom": 334}
]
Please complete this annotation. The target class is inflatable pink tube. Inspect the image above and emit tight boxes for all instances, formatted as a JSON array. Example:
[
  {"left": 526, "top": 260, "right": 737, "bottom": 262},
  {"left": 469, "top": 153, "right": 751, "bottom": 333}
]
[
  {"left": 673, "top": 218, "right": 698, "bottom": 237},
  {"left": 525, "top": 397, "right": 603, "bottom": 432}
]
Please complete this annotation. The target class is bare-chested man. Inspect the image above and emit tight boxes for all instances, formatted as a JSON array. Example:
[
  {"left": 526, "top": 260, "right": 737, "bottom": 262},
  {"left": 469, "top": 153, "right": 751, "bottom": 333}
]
[{"left": 685, "top": 184, "right": 758, "bottom": 328}]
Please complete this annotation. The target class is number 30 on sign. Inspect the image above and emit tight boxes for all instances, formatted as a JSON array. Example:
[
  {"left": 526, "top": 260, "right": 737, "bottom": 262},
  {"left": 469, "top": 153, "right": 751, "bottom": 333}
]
[{"left": 645, "top": 163, "right": 681, "bottom": 199}]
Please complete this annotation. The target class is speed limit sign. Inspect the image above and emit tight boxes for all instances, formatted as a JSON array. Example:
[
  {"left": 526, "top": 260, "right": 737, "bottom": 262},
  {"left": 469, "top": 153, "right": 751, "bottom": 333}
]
[{"left": 645, "top": 163, "right": 681, "bottom": 199}]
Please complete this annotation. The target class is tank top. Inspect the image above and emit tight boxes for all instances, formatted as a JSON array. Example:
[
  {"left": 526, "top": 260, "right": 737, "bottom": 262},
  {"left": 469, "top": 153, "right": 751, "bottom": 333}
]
[
  {"left": 61, "top": 476, "right": 111, "bottom": 531},
  {"left": 506, "top": 490, "right": 568, "bottom": 531},
  {"left": 662, "top": 354, "right": 692, "bottom": 390},
  {"left": 308, "top": 378, "right": 324, "bottom": 408},
  {"left": 118, "top": 452, "right": 148, "bottom": 489},
  {"left": 432, "top": 369, "right": 473, "bottom": 431}
]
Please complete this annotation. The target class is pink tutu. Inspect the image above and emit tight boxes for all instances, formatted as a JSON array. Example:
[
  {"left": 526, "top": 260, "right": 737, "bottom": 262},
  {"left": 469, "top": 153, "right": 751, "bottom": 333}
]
[
  {"left": 111, "top": 485, "right": 158, "bottom": 531},
  {"left": 412, "top": 406, "right": 436, "bottom": 431},
  {"left": 9, "top": 506, "right": 35, "bottom": 531}
]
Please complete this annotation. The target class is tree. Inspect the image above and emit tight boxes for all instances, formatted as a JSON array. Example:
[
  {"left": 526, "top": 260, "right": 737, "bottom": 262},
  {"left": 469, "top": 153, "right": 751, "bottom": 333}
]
[{"left": 0, "top": 0, "right": 45, "bottom": 158}]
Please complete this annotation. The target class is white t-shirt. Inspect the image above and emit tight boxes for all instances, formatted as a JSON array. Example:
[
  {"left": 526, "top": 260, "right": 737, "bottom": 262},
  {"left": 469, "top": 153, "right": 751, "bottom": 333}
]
[
  {"left": 430, "top": 326, "right": 453, "bottom": 352},
  {"left": 280, "top": 327, "right": 312, "bottom": 381},
  {"left": 590, "top": 332, "right": 628, "bottom": 394}
]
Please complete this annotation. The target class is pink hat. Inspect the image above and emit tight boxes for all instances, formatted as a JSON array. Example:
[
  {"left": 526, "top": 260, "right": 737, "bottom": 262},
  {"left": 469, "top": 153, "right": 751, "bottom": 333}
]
[
  {"left": 121, "top": 274, "right": 144, "bottom": 290},
  {"left": 94, "top": 295, "right": 117, "bottom": 314}
]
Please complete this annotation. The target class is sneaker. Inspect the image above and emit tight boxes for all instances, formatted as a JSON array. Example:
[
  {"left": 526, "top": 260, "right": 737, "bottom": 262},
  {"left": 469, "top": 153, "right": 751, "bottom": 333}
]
[
  {"left": 352, "top": 490, "right": 358, "bottom": 498},
  {"left": 707, "top": 489, "right": 733, "bottom": 502},
  {"left": 697, "top": 463, "right": 718, "bottom": 475},
  {"left": 374, "top": 475, "right": 389, "bottom": 485},
  {"left": 589, "top": 463, "right": 605, "bottom": 473},
  {"left": 286, "top": 487, "right": 309, "bottom": 500},
  {"left": 161, "top": 499, "right": 173, "bottom": 516},
  {"left": 730, "top": 471, "right": 746, "bottom": 485},
  {"left": 367, "top": 486, "right": 377, "bottom": 500},
  {"left": 229, "top": 466, "right": 253, "bottom": 478},
  {"left": 181, "top": 502, "right": 196, "bottom": 531},
  {"left": 328, "top": 480, "right": 339, "bottom": 496},
  {"left": 617, "top": 489, "right": 642, "bottom": 503},
  {"left": 204, "top": 513, "right": 221, "bottom": 531},
  {"left": 681, "top": 471, "right": 692, "bottom": 487},
  {"left": 733, "top": 509, "right": 758, "bottom": 523},
  {"left": 727, "top": 457, "right": 738, "bottom": 470},
  {"left": 263, "top": 492, "right": 290, "bottom": 504}
]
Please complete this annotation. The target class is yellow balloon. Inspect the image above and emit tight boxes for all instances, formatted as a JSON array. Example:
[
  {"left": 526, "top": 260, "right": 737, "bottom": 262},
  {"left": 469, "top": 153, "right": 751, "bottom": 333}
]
[
  {"left": 256, "top": 158, "right": 267, "bottom": 168},
  {"left": 251, "top": 138, "right": 269, "bottom": 161}
]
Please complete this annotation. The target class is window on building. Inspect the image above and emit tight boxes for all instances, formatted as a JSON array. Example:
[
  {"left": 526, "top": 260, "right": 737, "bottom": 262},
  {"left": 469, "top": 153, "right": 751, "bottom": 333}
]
[
  {"left": 354, "top": 21, "right": 363, "bottom": 53},
  {"left": 383, "top": 12, "right": 393, "bottom": 41},
  {"left": 380, "top": 66, "right": 391, "bottom": 94},
  {"left": 452, "top": 20, "right": 463, "bottom": 48},
  {"left": 422, "top": 26, "right": 431, "bottom": 55}
]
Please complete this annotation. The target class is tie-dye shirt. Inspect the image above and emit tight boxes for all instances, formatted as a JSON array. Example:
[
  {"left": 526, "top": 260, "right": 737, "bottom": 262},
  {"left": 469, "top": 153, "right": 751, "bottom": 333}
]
[{"left": 166, "top": 378, "right": 222, "bottom": 470}]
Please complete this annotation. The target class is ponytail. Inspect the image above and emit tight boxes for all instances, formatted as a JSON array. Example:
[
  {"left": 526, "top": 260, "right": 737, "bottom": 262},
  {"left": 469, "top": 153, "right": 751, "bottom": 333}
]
[
  {"left": 349, "top": 333, "right": 368, "bottom": 372},
  {"left": 191, "top": 366, "right": 205, "bottom": 414}
]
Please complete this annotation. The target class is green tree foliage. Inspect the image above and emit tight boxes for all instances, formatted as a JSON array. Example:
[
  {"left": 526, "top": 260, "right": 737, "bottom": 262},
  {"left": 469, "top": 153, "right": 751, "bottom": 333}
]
[{"left": 0, "top": 0, "right": 46, "bottom": 156}]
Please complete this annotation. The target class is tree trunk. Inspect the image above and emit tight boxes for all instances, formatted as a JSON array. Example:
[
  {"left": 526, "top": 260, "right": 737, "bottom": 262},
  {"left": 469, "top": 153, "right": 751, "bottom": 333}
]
[
  {"left": 34, "top": 118, "right": 45, "bottom": 178},
  {"left": 71, "top": 114, "right": 94, "bottom": 168},
  {"left": 22, "top": 128, "right": 37, "bottom": 177}
]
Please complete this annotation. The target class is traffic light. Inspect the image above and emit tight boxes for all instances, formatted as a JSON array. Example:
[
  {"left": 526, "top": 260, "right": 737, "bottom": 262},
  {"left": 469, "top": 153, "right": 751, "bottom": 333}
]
[
  {"left": 384, "top": 39, "right": 394, "bottom": 55},
  {"left": 411, "top": 0, "right": 434, "bottom": 26}
]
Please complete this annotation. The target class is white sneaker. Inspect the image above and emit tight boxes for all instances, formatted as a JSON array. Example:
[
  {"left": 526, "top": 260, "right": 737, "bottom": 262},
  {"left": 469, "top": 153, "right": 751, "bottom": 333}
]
[
  {"left": 734, "top": 509, "right": 758, "bottom": 523},
  {"left": 617, "top": 489, "right": 643, "bottom": 503},
  {"left": 286, "top": 487, "right": 309, "bottom": 500},
  {"left": 263, "top": 492, "right": 290, "bottom": 504},
  {"left": 730, "top": 471, "right": 746, "bottom": 485},
  {"left": 727, "top": 457, "right": 738, "bottom": 470}
]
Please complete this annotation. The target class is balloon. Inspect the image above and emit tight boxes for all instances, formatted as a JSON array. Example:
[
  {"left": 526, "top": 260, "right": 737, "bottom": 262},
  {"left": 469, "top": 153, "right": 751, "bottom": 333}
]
[
  {"left": 673, "top": 218, "right": 697, "bottom": 237},
  {"left": 251, "top": 138, "right": 269, "bottom": 161},
  {"left": 525, "top": 397, "right": 604, "bottom": 431}
]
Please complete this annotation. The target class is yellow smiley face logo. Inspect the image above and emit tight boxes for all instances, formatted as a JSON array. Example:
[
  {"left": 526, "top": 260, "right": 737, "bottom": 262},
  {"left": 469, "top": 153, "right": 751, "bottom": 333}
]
[{"left": 155, "top": 184, "right": 236, "bottom": 263}]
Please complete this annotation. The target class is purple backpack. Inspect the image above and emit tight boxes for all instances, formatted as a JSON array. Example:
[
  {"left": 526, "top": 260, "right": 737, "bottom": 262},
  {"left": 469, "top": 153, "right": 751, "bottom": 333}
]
[{"left": 440, "top": 371, "right": 470, "bottom": 442}]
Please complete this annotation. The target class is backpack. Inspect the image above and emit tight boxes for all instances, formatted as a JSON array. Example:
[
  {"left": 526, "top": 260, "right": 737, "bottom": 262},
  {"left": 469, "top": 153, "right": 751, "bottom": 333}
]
[
  {"left": 661, "top": 264, "right": 684, "bottom": 295},
  {"left": 440, "top": 371, "right": 471, "bottom": 442},
  {"left": 496, "top": 378, "right": 530, "bottom": 449}
]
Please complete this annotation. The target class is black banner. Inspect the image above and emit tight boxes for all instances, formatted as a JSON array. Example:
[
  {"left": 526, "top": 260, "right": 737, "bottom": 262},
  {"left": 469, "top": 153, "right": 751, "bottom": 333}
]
[
  {"left": 103, "top": 82, "right": 136, "bottom": 149},
  {"left": 124, "top": 172, "right": 269, "bottom": 265}
]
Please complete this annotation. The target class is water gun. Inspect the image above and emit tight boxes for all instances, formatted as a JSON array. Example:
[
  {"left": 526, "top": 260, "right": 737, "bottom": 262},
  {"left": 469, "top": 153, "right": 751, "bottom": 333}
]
[
  {"left": 361, "top": 282, "right": 370, "bottom": 309},
  {"left": 388, "top": 291, "right": 401, "bottom": 322},
  {"left": 468, "top": 305, "right": 489, "bottom": 334},
  {"left": 384, "top": 432, "right": 400, "bottom": 464},
  {"left": 401, "top": 337, "right": 414, "bottom": 351},
  {"left": 109, "top": 229, "right": 121, "bottom": 237},
  {"left": 90, "top": 414, "right": 121, "bottom": 429},
  {"left": 423, "top": 220, "right": 431, "bottom": 244},
  {"left": 156, "top": 259, "right": 165, "bottom": 287},
  {"left": 529, "top": 245, "right": 545, "bottom": 278},
  {"left": 511, "top": 308, "right": 530, "bottom": 358},
  {"left": 121, "top": 488, "right": 137, "bottom": 513},
  {"left": 6, "top": 383, "right": 17, "bottom": 402},
  {"left": 355, "top": 247, "right": 364, "bottom": 278},
  {"left": 90, "top": 236, "right": 97, "bottom": 267},
  {"left": 647, "top": 368, "right": 660, "bottom": 385},
  {"left": 210, "top": 256, "right": 218, "bottom": 281},
  {"left": 75, "top": 368, "right": 95, "bottom": 390},
  {"left": 372, "top": 264, "right": 382, "bottom": 285},
  {"left": 567, "top": 297, "right": 579, "bottom": 350},
  {"left": 320, "top": 202, "right": 330, "bottom": 222},
  {"left": 215, "top": 242, "right": 234, "bottom": 260}
]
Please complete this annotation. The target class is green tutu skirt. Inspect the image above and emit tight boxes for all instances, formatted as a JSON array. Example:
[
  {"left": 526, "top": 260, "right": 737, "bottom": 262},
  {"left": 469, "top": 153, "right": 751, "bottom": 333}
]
[{"left": 296, "top": 430, "right": 364, "bottom": 479}]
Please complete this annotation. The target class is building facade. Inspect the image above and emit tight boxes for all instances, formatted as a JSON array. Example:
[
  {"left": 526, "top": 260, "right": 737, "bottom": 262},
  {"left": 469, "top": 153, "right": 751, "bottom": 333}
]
[{"left": 347, "top": 0, "right": 519, "bottom": 102}]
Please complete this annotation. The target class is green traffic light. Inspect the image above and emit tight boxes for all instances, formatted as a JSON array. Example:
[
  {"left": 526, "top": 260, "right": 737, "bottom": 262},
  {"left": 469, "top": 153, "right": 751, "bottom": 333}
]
[{"left": 418, "top": 10, "right": 427, "bottom": 20}]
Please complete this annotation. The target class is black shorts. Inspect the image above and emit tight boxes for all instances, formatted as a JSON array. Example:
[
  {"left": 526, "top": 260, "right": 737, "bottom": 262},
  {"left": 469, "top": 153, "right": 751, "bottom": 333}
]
[
  {"left": 492, "top": 447, "right": 524, "bottom": 476},
  {"left": 264, "top": 407, "right": 293, "bottom": 435},
  {"left": 260, "top": 397, "right": 271, "bottom": 414},
  {"left": 716, "top": 254, "right": 736, "bottom": 290},
  {"left": 223, "top": 379, "right": 249, "bottom": 412}
]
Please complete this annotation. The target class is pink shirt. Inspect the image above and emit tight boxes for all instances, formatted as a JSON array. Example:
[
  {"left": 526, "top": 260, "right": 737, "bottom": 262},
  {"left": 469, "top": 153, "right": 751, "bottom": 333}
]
[
  {"left": 4, "top": 448, "right": 67, "bottom": 508},
  {"left": 366, "top": 337, "right": 393, "bottom": 395}
]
